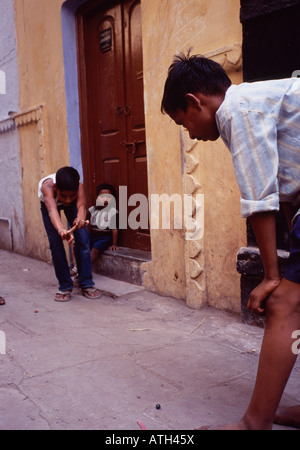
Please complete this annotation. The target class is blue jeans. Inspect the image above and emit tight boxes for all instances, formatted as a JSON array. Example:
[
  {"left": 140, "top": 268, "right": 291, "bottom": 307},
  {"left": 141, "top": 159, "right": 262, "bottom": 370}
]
[
  {"left": 41, "top": 201, "right": 94, "bottom": 292},
  {"left": 90, "top": 233, "right": 112, "bottom": 252},
  {"left": 284, "top": 215, "right": 300, "bottom": 284}
]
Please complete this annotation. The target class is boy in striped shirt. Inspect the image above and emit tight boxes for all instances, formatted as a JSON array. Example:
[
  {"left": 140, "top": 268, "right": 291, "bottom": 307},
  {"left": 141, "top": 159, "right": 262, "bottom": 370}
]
[{"left": 162, "top": 53, "right": 300, "bottom": 430}]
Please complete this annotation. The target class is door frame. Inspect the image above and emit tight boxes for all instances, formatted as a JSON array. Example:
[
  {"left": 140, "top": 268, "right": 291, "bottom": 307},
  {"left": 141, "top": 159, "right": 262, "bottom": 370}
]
[{"left": 76, "top": 0, "right": 151, "bottom": 251}]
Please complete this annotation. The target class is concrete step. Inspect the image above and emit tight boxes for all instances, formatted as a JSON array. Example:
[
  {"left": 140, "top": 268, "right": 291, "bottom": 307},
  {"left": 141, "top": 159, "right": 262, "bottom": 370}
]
[{"left": 92, "top": 246, "right": 152, "bottom": 286}]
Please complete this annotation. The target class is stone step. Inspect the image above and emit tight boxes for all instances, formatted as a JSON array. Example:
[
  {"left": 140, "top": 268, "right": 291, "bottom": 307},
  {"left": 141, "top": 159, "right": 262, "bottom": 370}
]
[{"left": 92, "top": 247, "right": 152, "bottom": 286}]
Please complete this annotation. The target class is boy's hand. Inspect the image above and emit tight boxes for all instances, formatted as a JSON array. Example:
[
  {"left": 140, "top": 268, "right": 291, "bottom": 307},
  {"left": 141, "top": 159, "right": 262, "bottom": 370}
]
[
  {"left": 247, "top": 277, "right": 281, "bottom": 315},
  {"left": 58, "top": 228, "right": 74, "bottom": 246},
  {"left": 73, "top": 218, "right": 88, "bottom": 229}
]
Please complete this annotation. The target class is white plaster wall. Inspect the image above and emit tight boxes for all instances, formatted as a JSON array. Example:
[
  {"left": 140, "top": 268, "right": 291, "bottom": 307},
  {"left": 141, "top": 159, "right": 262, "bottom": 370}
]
[
  {"left": 0, "top": 0, "right": 19, "bottom": 118},
  {"left": 0, "top": 0, "right": 25, "bottom": 253}
]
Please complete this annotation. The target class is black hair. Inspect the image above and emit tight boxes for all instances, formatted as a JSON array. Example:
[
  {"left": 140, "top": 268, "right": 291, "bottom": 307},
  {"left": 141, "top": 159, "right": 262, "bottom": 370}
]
[
  {"left": 161, "top": 52, "right": 231, "bottom": 115},
  {"left": 56, "top": 166, "right": 80, "bottom": 191},
  {"left": 96, "top": 183, "right": 117, "bottom": 199}
]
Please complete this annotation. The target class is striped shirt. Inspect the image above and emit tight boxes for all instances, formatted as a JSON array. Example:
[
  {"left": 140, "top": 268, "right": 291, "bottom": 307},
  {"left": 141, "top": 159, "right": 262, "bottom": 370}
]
[{"left": 216, "top": 78, "right": 300, "bottom": 218}]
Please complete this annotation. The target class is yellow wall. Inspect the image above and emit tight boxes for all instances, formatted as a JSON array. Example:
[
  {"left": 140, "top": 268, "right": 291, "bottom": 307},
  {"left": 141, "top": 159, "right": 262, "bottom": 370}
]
[
  {"left": 141, "top": 0, "right": 245, "bottom": 311},
  {"left": 14, "top": 0, "right": 69, "bottom": 260},
  {"left": 13, "top": 0, "right": 245, "bottom": 312}
]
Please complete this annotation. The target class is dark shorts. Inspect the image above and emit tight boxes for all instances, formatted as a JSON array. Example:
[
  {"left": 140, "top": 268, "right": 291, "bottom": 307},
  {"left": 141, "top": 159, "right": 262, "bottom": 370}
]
[
  {"left": 89, "top": 233, "right": 112, "bottom": 253},
  {"left": 283, "top": 215, "right": 300, "bottom": 284}
]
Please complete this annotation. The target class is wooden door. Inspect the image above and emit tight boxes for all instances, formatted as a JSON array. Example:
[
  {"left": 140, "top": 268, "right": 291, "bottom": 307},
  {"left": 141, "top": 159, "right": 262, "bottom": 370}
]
[{"left": 77, "top": 0, "right": 150, "bottom": 251}]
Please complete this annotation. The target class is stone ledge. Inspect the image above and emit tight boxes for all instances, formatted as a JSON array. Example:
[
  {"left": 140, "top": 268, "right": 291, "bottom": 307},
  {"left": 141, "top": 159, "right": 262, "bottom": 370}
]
[
  {"left": 236, "top": 246, "right": 289, "bottom": 277},
  {"left": 237, "top": 246, "right": 289, "bottom": 326},
  {"left": 92, "top": 273, "right": 145, "bottom": 299},
  {"left": 92, "top": 247, "right": 151, "bottom": 286}
]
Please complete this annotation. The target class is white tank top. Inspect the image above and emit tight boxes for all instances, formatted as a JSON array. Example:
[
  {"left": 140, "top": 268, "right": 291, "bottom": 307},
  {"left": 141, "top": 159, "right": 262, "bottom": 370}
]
[{"left": 38, "top": 173, "right": 61, "bottom": 205}]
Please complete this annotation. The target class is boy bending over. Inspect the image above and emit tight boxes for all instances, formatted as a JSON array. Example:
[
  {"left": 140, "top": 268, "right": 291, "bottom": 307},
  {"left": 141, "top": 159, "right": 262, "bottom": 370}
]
[
  {"left": 39, "top": 166, "right": 101, "bottom": 302},
  {"left": 162, "top": 54, "right": 300, "bottom": 430}
]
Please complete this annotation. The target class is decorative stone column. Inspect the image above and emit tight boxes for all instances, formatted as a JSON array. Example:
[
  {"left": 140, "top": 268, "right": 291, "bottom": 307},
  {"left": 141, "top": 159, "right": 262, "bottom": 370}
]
[{"left": 181, "top": 132, "right": 205, "bottom": 309}]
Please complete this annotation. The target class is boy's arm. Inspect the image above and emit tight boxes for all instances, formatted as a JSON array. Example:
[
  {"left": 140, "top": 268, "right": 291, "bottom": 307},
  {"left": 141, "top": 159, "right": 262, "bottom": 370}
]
[
  {"left": 74, "top": 183, "right": 87, "bottom": 228},
  {"left": 247, "top": 212, "right": 281, "bottom": 314},
  {"left": 42, "top": 181, "right": 67, "bottom": 235}
]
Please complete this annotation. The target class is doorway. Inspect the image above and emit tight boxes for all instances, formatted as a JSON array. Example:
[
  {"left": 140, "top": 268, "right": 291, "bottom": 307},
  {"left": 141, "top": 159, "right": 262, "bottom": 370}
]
[{"left": 77, "top": 0, "right": 150, "bottom": 251}]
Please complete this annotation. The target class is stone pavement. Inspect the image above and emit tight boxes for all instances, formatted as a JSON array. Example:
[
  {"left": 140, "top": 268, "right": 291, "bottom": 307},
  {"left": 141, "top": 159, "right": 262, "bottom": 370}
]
[{"left": 0, "top": 249, "right": 299, "bottom": 430}]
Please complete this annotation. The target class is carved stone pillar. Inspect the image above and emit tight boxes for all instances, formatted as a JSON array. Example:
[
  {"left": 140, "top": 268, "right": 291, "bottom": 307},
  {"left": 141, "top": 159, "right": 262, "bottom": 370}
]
[{"left": 182, "top": 43, "right": 242, "bottom": 309}]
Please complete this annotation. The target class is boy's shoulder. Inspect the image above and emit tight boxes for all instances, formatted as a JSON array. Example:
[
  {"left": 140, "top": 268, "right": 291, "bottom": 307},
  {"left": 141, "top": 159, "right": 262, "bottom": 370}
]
[
  {"left": 223, "top": 78, "right": 300, "bottom": 106},
  {"left": 39, "top": 174, "right": 55, "bottom": 193},
  {"left": 38, "top": 173, "right": 57, "bottom": 201},
  {"left": 218, "top": 78, "right": 300, "bottom": 122}
]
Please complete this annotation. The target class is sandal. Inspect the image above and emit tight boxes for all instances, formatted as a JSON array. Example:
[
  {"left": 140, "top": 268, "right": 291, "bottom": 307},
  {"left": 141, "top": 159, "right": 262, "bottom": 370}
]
[
  {"left": 0, "top": 297, "right": 5, "bottom": 305},
  {"left": 81, "top": 287, "right": 102, "bottom": 299},
  {"left": 55, "top": 290, "right": 72, "bottom": 302}
]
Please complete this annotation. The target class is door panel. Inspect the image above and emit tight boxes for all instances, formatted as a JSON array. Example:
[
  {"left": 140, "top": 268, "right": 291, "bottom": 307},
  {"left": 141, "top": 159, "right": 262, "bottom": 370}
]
[{"left": 124, "top": 0, "right": 149, "bottom": 249}]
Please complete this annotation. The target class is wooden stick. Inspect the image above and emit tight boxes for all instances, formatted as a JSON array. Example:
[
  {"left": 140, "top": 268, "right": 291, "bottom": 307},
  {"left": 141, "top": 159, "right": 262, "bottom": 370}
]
[
  {"left": 67, "top": 220, "right": 89, "bottom": 234},
  {"left": 187, "top": 317, "right": 207, "bottom": 335}
]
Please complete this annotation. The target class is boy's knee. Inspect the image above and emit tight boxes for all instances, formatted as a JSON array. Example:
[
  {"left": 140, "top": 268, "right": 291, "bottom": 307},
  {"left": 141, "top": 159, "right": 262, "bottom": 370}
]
[
  {"left": 266, "top": 279, "right": 300, "bottom": 316},
  {"left": 265, "top": 290, "right": 285, "bottom": 316}
]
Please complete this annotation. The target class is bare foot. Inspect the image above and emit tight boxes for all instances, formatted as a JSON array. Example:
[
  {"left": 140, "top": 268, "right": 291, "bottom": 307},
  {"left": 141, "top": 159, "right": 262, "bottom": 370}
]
[
  {"left": 274, "top": 405, "right": 300, "bottom": 429},
  {"left": 210, "top": 421, "right": 249, "bottom": 430},
  {"left": 205, "top": 416, "right": 273, "bottom": 430},
  {"left": 196, "top": 420, "right": 250, "bottom": 430}
]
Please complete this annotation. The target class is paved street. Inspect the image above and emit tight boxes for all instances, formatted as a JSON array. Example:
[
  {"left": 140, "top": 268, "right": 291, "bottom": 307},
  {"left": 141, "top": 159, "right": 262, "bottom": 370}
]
[{"left": 0, "top": 250, "right": 298, "bottom": 430}]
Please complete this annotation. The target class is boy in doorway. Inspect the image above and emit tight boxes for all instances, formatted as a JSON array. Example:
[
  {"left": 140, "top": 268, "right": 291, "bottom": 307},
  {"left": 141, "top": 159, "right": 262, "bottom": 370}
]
[
  {"left": 39, "top": 166, "right": 101, "bottom": 302},
  {"left": 87, "top": 183, "right": 119, "bottom": 265},
  {"left": 161, "top": 53, "right": 300, "bottom": 430}
]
